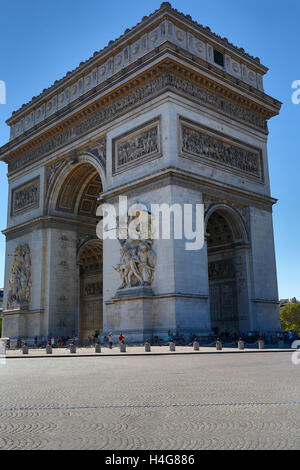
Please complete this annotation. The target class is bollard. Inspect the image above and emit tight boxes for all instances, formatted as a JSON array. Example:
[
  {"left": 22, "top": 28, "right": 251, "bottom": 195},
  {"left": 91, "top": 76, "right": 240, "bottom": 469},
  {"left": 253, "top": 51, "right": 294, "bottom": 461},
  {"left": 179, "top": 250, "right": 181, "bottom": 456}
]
[
  {"left": 0, "top": 338, "right": 8, "bottom": 358},
  {"left": 258, "top": 339, "right": 264, "bottom": 350},
  {"left": 120, "top": 343, "right": 126, "bottom": 353},
  {"left": 169, "top": 341, "right": 175, "bottom": 352},
  {"left": 46, "top": 344, "right": 52, "bottom": 354},
  {"left": 238, "top": 340, "right": 244, "bottom": 350},
  {"left": 145, "top": 342, "right": 151, "bottom": 352},
  {"left": 193, "top": 341, "right": 200, "bottom": 351},
  {"left": 216, "top": 340, "right": 222, "bottom": 351},
  {"left": 95, "top": 343, "right": 101, "bottom": 353},
  {"left": 22, "top": 345, "right": 29, "bottom": 355},
  {"left": 70, "top": 343, "right": 76, "bottom": 354}
]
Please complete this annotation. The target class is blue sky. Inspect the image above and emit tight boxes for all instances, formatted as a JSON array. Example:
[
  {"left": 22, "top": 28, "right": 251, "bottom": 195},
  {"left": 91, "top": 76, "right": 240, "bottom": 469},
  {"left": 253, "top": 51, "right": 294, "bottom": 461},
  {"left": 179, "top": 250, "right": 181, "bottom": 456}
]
[{"left": 0, "top": 0, "right": 299, "bottom": 299}]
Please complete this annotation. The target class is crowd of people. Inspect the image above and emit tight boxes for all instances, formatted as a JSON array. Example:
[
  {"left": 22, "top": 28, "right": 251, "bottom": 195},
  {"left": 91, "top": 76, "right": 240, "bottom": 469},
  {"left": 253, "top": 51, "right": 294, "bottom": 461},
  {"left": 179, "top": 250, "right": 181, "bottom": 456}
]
[
  {"left": 10, "top": 328, "right": 299, "bottom": 349},
  {"left": 161, "top": 329, "right": 299, "bottom": 346},
  {"left": 207, "top": 329, "right": 298, "bottom": 346}
]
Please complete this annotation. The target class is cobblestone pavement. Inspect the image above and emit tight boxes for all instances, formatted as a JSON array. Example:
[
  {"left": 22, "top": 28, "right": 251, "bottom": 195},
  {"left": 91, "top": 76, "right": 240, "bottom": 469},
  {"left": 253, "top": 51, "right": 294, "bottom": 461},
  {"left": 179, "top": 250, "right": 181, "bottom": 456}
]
[{"left": 0, "top": 353, "right": 299, "bottom": 450}]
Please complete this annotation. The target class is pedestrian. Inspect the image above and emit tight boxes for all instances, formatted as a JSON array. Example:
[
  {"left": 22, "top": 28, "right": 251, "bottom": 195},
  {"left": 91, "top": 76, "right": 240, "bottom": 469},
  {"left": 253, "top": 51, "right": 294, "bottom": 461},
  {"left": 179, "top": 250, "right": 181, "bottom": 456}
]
[
  {"left": 119, "top": 333, "right": 125, "bottom": 344},
  {"left": 167, "top": 331, "right": 173, "bottom": 343},
  {"left": 108, "top": 332, "right": 113, "bottom": 349}
]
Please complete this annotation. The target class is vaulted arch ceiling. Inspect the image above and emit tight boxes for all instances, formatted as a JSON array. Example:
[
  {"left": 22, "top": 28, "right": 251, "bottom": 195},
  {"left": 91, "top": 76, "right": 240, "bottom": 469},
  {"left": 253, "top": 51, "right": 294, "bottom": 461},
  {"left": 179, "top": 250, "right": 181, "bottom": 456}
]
[
  {"left": 207, "top": 211, "right": 234, "bottom": 248},
  {"left": 79, "top": 241, "right": 103, "bottom": 275},
  {"left": 56, "top": 163, "right": 102, "bottom": 218}
]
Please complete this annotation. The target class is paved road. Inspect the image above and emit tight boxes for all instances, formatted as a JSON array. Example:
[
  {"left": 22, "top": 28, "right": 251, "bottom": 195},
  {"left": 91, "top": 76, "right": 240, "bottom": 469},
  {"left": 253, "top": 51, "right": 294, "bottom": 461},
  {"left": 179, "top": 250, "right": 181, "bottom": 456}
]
[{"left": 0, "top": 353, "right": 299, "bottom": 449}]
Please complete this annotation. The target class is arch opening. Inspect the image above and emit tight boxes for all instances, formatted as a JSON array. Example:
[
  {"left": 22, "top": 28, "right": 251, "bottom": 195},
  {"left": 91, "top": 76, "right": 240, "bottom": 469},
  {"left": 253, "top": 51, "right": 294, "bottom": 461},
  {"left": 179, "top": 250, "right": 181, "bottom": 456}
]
[
  {"left": 78, "top": 240, "right": 103, "bottom": 339},
  {"left": 50, "top": 161, "right": 104, "bottom": 341},
  {"left": 206, "top": 207, "right": 248, "bottom": 335}
]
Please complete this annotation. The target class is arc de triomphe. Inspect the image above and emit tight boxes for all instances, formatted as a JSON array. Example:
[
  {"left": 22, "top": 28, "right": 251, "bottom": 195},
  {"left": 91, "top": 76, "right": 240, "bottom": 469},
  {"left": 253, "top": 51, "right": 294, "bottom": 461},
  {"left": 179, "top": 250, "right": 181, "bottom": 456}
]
[{"left": 0, "top": 3, "right": 281, "bottom": 342}]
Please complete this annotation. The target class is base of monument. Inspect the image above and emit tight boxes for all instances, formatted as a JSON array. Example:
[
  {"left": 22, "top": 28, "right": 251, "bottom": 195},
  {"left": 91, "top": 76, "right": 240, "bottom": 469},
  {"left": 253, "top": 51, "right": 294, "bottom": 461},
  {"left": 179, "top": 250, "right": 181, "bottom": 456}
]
[
  {"left": 113, "top": 286, "right": 154, "bottom": 299},
  {"left": 3, "top": 306, "right": 30, "bottom": 314},
  {"left": 105, "top": 287, "right": 154, "bottom": 343},
  {"left": 104, "top": 287, "right": 212, "bottom": 343},
  {"left": 2, "top": 308, "right": 41, "bottom": 339}
]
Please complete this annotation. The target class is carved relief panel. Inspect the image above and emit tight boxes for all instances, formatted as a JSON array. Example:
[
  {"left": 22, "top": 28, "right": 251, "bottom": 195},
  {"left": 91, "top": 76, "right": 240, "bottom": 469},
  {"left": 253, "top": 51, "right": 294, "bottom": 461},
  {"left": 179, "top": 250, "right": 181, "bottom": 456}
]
[
  {"left": 7, "top": 244, "right": 31, "bottom": 309},
  {"left": 11, "top": 177, "right": 40, "bottom": 216},
  {"left": 179, "top": 117, "right": 263, "bottom": 182},
  {"left": 112, "top": 119, "right": 161, "bottom": 174}
]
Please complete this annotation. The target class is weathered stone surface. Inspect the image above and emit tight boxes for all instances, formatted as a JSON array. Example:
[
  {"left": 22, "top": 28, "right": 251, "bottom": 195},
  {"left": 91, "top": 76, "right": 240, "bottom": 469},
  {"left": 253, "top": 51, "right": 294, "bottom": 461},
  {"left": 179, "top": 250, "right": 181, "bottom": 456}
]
[{"left": 0, "top": 5, "right": 281, "bottom": 343}]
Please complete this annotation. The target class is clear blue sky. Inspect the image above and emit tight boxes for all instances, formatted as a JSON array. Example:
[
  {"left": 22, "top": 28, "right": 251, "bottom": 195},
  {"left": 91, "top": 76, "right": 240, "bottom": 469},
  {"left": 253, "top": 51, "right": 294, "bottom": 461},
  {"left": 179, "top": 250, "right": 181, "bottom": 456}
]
[{"left": 0, "top": 0, "right": 299, "bottom": 299}]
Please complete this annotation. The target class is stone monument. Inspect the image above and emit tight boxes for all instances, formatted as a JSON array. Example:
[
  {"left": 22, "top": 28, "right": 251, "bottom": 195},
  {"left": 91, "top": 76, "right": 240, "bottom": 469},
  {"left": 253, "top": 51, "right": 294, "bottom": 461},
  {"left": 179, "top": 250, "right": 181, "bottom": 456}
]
[{"left": 0, "top": 3, "right": 281, "bottom": 342}]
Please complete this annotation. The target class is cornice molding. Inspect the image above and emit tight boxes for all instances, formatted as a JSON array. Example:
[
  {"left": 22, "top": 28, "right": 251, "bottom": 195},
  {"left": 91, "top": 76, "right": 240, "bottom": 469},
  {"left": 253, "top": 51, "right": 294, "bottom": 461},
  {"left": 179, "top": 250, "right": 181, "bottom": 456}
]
[
  {"left": 1, "top": 59, "right": 281, "bottom": 174},
  {"left": 4, "top": 3, "right": 279, "bottom": 150},
  {"left": 2, "top": 46, "right": 278, "bottom": 162},
  {"left": 98, "top": 166, "right": 277, "bottom": 210},
  {"left": 2, "top": 215, "right": 96, "bottom": 240},
  {"left": 3, "top": 167, "right": 277, "bottom": 240},
  {"left": 6, "top": 3, "right": 267, "bottom": 127}
]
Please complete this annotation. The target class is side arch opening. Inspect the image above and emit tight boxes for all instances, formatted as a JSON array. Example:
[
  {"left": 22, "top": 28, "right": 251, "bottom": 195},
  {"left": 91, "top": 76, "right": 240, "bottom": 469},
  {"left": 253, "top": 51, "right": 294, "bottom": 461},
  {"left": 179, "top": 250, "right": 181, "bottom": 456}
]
[{"left": 205, "top": 205, "right": 250, "bottom": 335}]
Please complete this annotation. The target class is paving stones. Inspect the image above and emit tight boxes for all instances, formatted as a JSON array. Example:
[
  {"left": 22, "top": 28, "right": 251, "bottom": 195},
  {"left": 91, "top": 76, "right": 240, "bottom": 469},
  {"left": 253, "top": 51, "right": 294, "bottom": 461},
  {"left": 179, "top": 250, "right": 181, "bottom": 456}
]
[{"left": 0, "top": 353, "right": 299, "bottom": 450}]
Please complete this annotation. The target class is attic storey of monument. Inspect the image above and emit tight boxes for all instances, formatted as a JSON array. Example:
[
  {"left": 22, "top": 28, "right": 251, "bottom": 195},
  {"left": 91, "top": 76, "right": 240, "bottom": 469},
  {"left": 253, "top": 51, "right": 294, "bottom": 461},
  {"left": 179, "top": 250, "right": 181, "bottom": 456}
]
[{"left": 0, "top": 3, "right": 281, "bottom": 342}]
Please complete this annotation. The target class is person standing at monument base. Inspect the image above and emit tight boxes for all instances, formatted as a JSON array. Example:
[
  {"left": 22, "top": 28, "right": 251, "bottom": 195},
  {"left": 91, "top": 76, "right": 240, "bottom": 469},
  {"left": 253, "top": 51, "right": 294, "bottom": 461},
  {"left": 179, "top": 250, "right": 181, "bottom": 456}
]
[{"left": 108, "top": 332, "right": 113, "bottom": 349}]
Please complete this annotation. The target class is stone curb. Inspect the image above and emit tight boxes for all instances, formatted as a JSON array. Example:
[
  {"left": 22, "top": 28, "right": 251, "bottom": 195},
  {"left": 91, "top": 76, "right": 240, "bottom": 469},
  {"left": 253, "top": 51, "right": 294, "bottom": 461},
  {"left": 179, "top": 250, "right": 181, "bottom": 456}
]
[{"left": 4, "top": 349, "right": 292, "bottom": 359}]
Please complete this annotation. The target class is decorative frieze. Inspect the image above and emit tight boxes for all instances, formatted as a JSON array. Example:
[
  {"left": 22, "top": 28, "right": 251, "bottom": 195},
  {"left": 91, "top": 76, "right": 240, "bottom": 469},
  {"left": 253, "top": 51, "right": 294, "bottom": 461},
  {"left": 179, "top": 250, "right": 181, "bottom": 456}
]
[
  {"left": 46, "top": 160, "right": 65, "bottom": 189},
  {"left": 11, "top": 177, "right": 39, "bottom": 215},
  {"left": 7, "top": 244, "right": 31, "bottom": 308},
  {"left": 113, "top": 120, "right": 161, "bottom": 174},
  {"left": 170, "top": 75, "right": 266, "bottom": 131},
  {"left": 7, "top": 73, "right": 267, "bottom": 174},
  {"left": 180, "top": 119, "right": 262, "bottom": 180},
  {"left": 83, "top": 137, "right": 106, "bottom": 169},
  {"left": 9, "top": 7, "right": 266, "bottom": 141}
]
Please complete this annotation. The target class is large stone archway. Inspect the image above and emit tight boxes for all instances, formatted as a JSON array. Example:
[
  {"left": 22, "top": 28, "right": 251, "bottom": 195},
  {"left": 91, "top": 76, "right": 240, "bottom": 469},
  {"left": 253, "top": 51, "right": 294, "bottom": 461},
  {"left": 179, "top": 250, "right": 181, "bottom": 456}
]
[
  {"left": 0, "top": 4, "right": 282, "bottom": 342},
  {"left": 78, "top": 240, "right": 103, "bottom": 339},
  {"left": 45, "top": 160, "right": 104, "bottom": 339},
  {"left": 205, "top": 205, "right": 251, "bottom": 334}
]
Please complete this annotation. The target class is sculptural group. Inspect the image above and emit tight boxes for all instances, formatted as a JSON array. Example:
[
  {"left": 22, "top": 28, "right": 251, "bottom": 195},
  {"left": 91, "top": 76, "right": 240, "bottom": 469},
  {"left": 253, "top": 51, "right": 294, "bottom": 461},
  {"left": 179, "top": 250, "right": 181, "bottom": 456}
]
[{"left": 114, "top": 238, "right": 156, "bottom": 289}]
